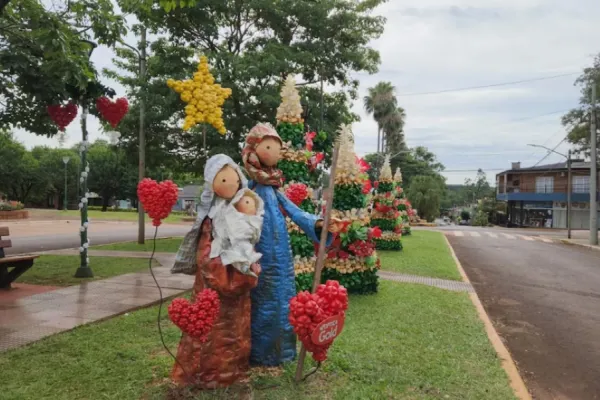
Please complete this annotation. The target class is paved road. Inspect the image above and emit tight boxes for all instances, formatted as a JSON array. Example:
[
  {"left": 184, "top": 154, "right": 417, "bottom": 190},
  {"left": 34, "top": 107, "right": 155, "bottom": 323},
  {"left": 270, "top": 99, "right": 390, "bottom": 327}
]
[
  {"left": 4, "top": 220, "right": 191, "bottom": 255},
  {"left": 447, "top": 229, "right": 600, "bottom": 400}
]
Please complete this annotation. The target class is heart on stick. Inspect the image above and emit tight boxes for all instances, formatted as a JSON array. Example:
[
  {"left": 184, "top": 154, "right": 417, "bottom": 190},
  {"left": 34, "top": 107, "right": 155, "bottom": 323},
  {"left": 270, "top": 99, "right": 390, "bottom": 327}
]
[
  {"left": 96, "top": 96, "right": 129, "bottom": 128},
  {"left": 168, "top": 289, "right": 221, "bottom": 341},
  {"left": 289, "top": 280, "right": 349, "bottom": 362},
  {"left": 137, "top": 178, "right": 179, "bottom": 226},
  {"left": 47, "top": 103, "right": 78, "bottom": 131}
]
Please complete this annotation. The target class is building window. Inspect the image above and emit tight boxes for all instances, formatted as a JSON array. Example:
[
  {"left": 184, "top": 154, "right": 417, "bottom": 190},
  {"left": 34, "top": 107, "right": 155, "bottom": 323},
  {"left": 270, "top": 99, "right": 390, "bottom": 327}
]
[
  {"left": 573, "top": 176, "right": 590, "bottom": 193},
  {"left": 535, "top": 176, "right": 554, "bottom": 193}
]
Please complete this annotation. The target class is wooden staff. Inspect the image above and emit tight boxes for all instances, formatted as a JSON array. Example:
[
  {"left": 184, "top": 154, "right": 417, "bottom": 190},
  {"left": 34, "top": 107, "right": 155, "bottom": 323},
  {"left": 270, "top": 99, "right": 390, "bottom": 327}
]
[{"left": 294, "top": 139, "right": 341, "bottom": 382}]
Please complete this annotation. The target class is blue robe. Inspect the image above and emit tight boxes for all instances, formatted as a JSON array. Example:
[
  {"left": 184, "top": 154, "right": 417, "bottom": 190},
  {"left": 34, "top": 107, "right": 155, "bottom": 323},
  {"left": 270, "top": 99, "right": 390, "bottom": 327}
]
[{"left": 249, "top": 182, "right": 332, "bottom": 366}]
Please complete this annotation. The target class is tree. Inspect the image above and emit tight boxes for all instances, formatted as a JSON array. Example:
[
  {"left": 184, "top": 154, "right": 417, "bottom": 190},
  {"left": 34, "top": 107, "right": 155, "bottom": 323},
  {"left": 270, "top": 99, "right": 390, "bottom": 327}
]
[
  {"left": 364, "top": 81, "right": 397, "bottom": 153},
  {"left": 86, "top": 141, "right": 138, "bottom": 211},
  {"left": 0, "top": 0, "right": 126, "bottom": 135},
  {"left": 34, "top": 146, "right": 80, "bottom": 209},
  {"left": 383, "top": 106, "right": 407, "bottom": 155},
  {"left": 0, "top": 131, "right": 46, "bottom": 203},
  {"left": 407, "top": 175, "right": 445, "bottom": 222},
  {"left": 561, "top": 54, "right": 600, "bottom": 154},
  {"left": 463, "top": 169, "right": 493, "bottom": 204}
]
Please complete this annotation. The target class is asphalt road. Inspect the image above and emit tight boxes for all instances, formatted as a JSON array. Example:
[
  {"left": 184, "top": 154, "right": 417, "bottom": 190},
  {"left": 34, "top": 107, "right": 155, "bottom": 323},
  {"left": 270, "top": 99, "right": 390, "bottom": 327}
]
[
  {"left": 447, "top": 230, "right": 600, "bottom": 400},
  {"left": 5, "top": 221, "right": 191, "bottom": 255}
]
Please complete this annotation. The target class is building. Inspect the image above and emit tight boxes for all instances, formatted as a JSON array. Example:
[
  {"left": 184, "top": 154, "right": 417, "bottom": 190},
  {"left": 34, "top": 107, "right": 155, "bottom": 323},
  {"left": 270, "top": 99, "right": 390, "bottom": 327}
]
[
  {"left": 173, "top": 185, "right": 202, "bottom": 213},
  {"left": 496, "top": 161, "right": 600, "bottom": 229}
]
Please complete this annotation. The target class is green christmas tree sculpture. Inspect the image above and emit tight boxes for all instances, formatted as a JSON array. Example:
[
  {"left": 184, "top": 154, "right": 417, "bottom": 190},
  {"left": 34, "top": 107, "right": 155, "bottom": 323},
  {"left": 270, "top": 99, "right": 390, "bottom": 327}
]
[
  {"left": 370, "top": 155, "right": 403, "bottom": 250},
  {"left": 323, "top": 124, "right": 380, "bottom": 294},
  {"left": 394, "top": 167, "right": 412, "bottom": 235}
]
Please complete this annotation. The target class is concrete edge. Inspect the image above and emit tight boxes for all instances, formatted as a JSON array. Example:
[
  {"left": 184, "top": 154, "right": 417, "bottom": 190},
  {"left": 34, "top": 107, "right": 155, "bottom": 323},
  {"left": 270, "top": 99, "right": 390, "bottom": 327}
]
[
  {"left": 443, "top": 235, "right": 532, "bottom": 400},
  {"left": 555, "top": 238, "right": 600, "bottom": 251}
]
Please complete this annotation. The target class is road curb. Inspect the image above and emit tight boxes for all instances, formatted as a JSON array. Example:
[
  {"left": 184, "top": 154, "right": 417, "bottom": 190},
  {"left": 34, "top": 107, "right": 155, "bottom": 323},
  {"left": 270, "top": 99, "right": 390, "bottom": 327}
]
[
  {"left": 443, "top": 235, "right": 532, "bottom": 400},
  {"left": 554, "top": 238, "right": 600, "bottom": 251}
]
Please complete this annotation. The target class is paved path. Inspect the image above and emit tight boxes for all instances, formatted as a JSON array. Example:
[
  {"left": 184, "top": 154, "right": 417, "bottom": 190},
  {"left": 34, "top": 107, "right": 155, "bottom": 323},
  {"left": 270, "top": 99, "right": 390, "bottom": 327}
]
[
  {"left": 3, "top": 220, "right": 191, "bottom": 255},
  {"left": 447, "top": 232, "right": 600, "bottom": 400},
  {"left": 0, "top": 249, "right": 472, "bottom": 352}
]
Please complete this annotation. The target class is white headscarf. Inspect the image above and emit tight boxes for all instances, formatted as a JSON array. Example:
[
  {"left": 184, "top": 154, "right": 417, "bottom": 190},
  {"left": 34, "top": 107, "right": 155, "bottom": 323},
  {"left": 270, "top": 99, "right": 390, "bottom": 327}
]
[{"left": 171, "top": 154, "right": 248, "bottom": 275}]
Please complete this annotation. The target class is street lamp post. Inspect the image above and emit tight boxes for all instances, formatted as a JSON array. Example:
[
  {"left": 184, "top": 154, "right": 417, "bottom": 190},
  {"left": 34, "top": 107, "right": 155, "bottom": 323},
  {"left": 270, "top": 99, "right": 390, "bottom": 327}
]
[
  {"left": 527, "top": 144, "right": 572, "bottom": 239},
  {"left": 62, "top": 156, "right": 70, "bottom": 211}
]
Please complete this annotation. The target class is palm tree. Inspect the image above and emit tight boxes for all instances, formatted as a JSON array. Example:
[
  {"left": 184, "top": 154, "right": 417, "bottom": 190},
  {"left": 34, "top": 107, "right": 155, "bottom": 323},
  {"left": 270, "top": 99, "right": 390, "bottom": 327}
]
[
  {"left": 364, "top": 82, "right": 397, "bottom": 153},
  {"left": 382, "top": 107, "right": 407, "bottom": 154}
]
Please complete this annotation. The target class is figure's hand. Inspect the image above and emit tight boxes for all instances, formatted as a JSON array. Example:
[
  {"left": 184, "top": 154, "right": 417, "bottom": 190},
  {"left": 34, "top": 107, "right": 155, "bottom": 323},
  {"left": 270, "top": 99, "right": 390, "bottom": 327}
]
[
  {"left": 250, "top": 263, "right": 261, "bottom": 276},
  {"left": 316, "top": 218, "right": 343, "bottom": 233}
]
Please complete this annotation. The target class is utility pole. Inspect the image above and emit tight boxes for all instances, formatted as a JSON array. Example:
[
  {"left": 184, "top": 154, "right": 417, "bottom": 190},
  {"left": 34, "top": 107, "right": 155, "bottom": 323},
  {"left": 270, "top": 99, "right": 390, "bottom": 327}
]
[
  {"left": 567, "top": 150, "right": 572, "bottom": 239},
  {"left": 137, "top": 27, "right": 147, "bottom": 244},
  {"left": 590, "top": 83, "right": 598, "bottom": 245},
  {"left": 319, "top": 76, "right": 324, "bottom": 133}
]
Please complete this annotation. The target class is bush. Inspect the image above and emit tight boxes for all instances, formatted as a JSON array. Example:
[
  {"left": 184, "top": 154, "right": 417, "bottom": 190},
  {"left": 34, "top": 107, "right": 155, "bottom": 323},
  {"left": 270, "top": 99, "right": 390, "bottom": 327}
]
[
  {"left": 460, "top": 210, "right": 471, "bottom": 221},
  {"left": 0, "top": 201, "right": 24, "bottom": 211},
  {"left": 472, "top": 211, "right": 489, "bottom": 227}
]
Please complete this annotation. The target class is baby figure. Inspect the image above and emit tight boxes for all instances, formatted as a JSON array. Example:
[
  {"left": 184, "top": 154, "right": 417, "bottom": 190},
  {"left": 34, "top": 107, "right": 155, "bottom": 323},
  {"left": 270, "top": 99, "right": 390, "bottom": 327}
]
[{"left": 210, "top": 188, "right": 264, "bottom": 276}]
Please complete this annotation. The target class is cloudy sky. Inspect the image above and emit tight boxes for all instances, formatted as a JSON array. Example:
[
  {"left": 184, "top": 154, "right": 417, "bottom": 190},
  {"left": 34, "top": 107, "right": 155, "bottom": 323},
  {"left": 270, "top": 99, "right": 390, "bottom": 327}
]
[{"left": 14, "top": 0, "right": 600, "bottom": 184}]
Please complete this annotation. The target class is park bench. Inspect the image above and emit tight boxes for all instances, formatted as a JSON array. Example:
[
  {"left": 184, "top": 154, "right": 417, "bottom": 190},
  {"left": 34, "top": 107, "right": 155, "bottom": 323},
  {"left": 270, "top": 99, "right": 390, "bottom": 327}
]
[{"left": 0, "top": 226, "right": 38, "bottom": 289}]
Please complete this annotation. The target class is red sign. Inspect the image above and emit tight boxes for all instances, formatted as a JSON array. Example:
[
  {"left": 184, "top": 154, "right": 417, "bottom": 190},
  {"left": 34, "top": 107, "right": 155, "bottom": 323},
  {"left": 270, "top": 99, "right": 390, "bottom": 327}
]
[{"left": 311, "top": 314, "right": 345, "bottom": 346}]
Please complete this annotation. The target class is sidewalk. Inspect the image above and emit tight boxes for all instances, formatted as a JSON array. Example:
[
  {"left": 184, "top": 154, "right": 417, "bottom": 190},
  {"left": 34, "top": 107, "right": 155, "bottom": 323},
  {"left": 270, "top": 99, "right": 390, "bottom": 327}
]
[
  {"left": 1, "top": 249, "right": 474, "bottom": 353},
  {"left": 0, "top": 251, "right": 193, "bottom": 352}
]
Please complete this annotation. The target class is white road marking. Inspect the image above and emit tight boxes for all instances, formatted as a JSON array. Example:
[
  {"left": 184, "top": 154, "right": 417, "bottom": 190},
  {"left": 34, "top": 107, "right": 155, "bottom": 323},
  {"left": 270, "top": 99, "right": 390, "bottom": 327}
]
[
  {"left": 452, "top": 231, "right": 464, "bottom": 237},
  {"left": 501, "top": 233, "right": 516, "bottom": 240},
  {"left": 518, "top": 235, "right": 534, "bottom": 241},
  {"left": 486, "top": 232, "right": 498, "bottom": 238},
  {"left": 470, "top": 231, "right": 481, "bottom": 237},
  {"left": 538, "top": 237, "right": 553, "bottom": 243}
]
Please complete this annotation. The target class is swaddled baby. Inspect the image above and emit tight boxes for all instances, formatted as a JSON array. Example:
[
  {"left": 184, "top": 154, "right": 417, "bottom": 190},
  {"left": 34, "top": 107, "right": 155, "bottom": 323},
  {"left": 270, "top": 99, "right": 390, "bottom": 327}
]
[{"left": 210, "top": 188, "right": 264, "bottom": 276}]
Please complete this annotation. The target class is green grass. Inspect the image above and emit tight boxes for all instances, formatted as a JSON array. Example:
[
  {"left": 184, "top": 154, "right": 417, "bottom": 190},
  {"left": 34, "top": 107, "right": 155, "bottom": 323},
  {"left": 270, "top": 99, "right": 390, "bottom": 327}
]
[
  {"left": 56, "top": 210, "right": 184, "bottom": 223},
  {"left": 0, "top": 281, "right": 515, "bottom": 400},
  {"left": 15, "top": 255, "right": 155, "bottom": 286},
  {"left": 379, "top": 230, "right": 462, "bottom": 281},
  {"left": 95, "top": 237, "right": 184, "bottom": 253}
]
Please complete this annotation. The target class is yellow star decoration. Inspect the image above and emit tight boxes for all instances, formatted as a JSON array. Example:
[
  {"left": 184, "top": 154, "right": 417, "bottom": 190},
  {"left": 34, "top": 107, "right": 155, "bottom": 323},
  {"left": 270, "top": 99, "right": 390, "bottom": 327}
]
[{"left": 166, "top": 56, "right": 232, "bottom": 134}]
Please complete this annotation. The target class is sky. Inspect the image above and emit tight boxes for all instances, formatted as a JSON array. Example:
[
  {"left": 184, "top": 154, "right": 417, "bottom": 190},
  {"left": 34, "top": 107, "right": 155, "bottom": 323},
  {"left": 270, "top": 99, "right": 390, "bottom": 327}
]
[{"left": 13, "top": 0, "right": 600, "bottom": 184}]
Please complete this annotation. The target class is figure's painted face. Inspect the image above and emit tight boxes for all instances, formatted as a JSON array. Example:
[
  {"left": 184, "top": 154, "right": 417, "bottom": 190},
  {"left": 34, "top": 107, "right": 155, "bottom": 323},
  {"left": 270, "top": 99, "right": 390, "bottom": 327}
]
[
  {"left": 235, "top": 194, "right": 257, "bottom": 215},
  {"left": 255, "top": 137, "right": 282, "bottom": 167},
  {"left": 213, "top": 165, "right": 241, "bottom": 200}
]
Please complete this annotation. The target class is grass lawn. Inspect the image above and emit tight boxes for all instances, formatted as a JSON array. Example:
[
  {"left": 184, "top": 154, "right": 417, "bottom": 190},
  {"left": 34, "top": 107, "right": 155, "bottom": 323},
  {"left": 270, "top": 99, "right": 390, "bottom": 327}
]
[
  {"left": 56, "top": 210, "right": 183, "bottom": 224},
  {"left": 15, "top": 255, "right": 155, "bottom": 286},
  {"left": 379, "top": 230, "right": 462, "bottom": 281},
  {"left": 95, "top": 237, "right": 184, "bottom": 253},
  {"left": 0, "top": 280, "right": 515, "bottom": 400}
]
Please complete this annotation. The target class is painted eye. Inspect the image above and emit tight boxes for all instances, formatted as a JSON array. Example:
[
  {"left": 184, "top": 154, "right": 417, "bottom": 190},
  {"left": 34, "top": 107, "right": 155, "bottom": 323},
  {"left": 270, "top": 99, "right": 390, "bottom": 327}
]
[
  {"left": 222, "top": 179, "right": 226, "bottom": 182},
  {"left": 266, "top": 146, "right": 270, "bottom": 150}
]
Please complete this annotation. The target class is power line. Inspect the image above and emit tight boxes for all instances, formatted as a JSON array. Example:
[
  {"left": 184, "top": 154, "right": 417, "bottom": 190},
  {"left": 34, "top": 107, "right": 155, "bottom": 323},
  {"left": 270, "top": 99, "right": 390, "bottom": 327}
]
[
  {"left": 397, "top": 72, "right": 578, "bottom": 97},
  {"left": 533, "top": 136, "right": 568, "bottom": 166}
]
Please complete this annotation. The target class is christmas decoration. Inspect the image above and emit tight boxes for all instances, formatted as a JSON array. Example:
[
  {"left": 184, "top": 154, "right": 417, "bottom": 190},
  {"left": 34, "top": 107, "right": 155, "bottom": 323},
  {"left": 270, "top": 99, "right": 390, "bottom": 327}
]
[
  {"left": 167, "top": 56, "right": 232, "bottom": 134},
  {"left": 370, "top": 156, "right": 402, "bottom": 250},
  {"left": 47, "top": 103, "right": 78, "bottom": 131},
  {"left": 322, "top": 124, "right": 380, "bottom": 294},
  {"left": 168, "top": 289, "right": 220, "bottom": 342},
  {"left": 276, "top": 75, "right": 304, "bottom": 124},
  {"left": 137, "top": 178, "right": 179, "bottom": 226},
  {"left": 289, "top": 280, "right": 348, "bottom": 362},
  {"left": 96, "top": 97, "right": 129, "bottom": 128},
  {"left": 393, "top": 167, "right": 413, "bottom": 235}
]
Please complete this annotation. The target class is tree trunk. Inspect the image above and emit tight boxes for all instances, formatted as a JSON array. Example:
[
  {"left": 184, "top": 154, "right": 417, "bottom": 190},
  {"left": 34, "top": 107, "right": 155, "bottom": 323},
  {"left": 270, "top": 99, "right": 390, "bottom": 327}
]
[
  {"left": 377, "top": 126, "right": 381, "bottom": 153},
  {"left": 101, "top": 194, "right": 110, "bottom": 212}
]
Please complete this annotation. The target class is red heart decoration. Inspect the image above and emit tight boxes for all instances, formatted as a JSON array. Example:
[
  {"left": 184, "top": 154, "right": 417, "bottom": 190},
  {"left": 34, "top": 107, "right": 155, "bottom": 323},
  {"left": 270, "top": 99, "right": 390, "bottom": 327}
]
[
  {"left": 47, "top": 103, "right": 78, "bottom": 131},
  {"left": 168, "top": 289, "right": 221, "bottom": 341},
  {"left": 137, "top": 178, "right": 179, "bottom": 226},
  {"left": 289, "top": 280, "right": 348, "bottom": 362},
  {"left": 96, "top": 96, "right": 129, "bottom": 128}
]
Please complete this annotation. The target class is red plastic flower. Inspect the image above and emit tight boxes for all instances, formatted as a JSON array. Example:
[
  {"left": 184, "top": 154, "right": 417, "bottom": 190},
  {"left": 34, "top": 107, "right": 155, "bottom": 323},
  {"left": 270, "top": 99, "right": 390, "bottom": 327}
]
[
  {"left": 374, "top": 181, "right": 379, "bottom": 189},
  {"left": 369, "top": 227, "right": 382, "bottom": 239},
  {"left": 362, "top": 179, "right": 372, "bottom": 194},
  {"left": 309, "top": 152, "right": 325, "bottom": 171},
  {"left": 355, "top": 156, "right": 370, "bottom": 172},
  {"left": 285, "top": 183, "right": 309, "bottom": 206},
  {"left": 168, "top": 289, "right": 220, "bottom": 342},
  {"left": 305, "top": 131, "right": 317, "bottom": 151},
  {"left": 137, "top": 178, "right": 179, "bottom": 226}
]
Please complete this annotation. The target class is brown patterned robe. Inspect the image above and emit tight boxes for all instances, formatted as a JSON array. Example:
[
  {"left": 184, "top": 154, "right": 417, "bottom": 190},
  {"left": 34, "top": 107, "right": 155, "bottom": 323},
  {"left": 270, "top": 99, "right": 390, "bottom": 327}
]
[{"left": 171, "top": 218, "right": 258, "bottom": 388}]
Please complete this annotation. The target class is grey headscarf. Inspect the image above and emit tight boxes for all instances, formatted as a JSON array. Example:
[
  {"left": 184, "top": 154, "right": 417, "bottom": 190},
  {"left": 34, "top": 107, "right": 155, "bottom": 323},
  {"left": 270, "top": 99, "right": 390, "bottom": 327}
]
[{"left": 171, "top": 154, "right": 248, "bottom": 275}]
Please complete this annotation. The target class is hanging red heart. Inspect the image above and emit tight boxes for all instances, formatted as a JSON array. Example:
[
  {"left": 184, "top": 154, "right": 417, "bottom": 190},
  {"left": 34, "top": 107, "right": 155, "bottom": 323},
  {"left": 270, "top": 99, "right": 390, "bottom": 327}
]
[
  {"left": 168, "top": 289, "right": 221, "bottom": 341},
  {"left": 96, "top": 96, "right": 129, "bottom": 128},
  {"left": 289, "top": 280, "right": 348, "bottom": 362},
  {"left": 137, "top": 178, "right": 179, "bottom": 226},
  {"left": 47, "top": 103, "right": 78, "bottom": 131}
]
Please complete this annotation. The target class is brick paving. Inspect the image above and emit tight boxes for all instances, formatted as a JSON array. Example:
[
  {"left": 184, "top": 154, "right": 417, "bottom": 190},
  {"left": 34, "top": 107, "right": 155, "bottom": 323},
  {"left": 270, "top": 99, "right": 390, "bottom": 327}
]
[{"left": 0, "top": 249, "right": 473, "bottom": 352}]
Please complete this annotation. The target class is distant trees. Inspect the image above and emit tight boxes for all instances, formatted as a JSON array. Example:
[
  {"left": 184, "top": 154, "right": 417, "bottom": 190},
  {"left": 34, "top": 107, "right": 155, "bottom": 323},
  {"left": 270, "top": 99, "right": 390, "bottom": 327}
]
[
  {"left": 407, "top": 175, "right": 445, "bottom": 222},
  {"left": 363, "top": 82, "right": 407, "bottom": 154}
]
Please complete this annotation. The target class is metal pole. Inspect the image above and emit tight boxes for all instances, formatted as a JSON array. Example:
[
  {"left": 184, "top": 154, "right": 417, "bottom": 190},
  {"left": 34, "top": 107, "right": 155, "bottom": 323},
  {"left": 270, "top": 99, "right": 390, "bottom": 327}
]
[
  {"left": 567, "top": 150, "right": 572, "bottom": 239},
  {"left": 138, "top": 27, "right": 147, "bottom": 244},
  {"left": 294, "top": 139, "right": 341, "bottom": 383},
  {"left": 63, "top": 162, "right": 68, "bottom": 211},
  {"left": 75, "top": 105, "right": 93, "bottom": 278},
  {"left": 319, "top": 77, "right": 324, "bottom": 133},
  {"left": 203, "top": 124, "right": 207, "bottom": 160},
  {"left": 590, "top": 83, "right": 598, "bottom": 245}
]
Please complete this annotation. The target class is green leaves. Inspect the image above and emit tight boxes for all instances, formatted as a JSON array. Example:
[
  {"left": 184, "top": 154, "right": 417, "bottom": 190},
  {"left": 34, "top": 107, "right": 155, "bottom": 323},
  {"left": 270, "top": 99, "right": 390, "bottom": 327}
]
[
  {"left": 333, "top": 183, "right": 364, "bottom": 211},
  {"left": 289, "top": 232, "right": 315, "bottom": 258},
  {"left": 278, "top": 160, "right": 310, "bottom": 184}
]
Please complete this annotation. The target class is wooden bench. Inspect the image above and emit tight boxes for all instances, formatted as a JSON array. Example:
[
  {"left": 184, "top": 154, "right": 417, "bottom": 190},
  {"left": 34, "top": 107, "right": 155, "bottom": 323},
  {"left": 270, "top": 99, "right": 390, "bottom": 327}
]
[{"left": 0, "top": 227, "right": 38, "bottom": 289}]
